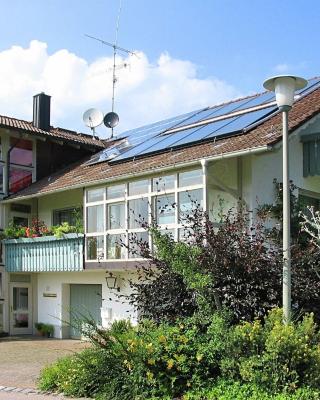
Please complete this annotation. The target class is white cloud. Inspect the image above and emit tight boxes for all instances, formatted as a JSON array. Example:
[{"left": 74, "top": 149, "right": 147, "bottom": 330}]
[
  {"left": 274, "top": 63, "right": 290, "bottom": 73},
  {"left": 0, "top": 40, "right": 241, "bottom": 137},
  {"left": 273, "top": 62, "right": 308, "bottom": 75}
]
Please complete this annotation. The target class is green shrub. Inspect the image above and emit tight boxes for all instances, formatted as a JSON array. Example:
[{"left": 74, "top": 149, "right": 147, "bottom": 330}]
[
  {"left": 222, "top": 309, "right": 320, "bottom": 392},
  {"left": 183, "top": 380, "right": 320, "bottom": 400},
  {"left": 38, "top": 347, "right": 128, "bottom": 398},
  {"left": 38, "top": 309, "right": 320, "bottom": 399}
]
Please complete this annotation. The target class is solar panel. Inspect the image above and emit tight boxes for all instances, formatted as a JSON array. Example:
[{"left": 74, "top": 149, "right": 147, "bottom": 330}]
[
  {"left": 111, "top": 105, "right": 277, "bottom": 162},
  {"left": 296, "top": 77, "right": 320, "bottom": 95},
  {"left": 235, "top": 91, "right": 275, "bottom": 109},
  {"left": 154, "top": 106, "right": 276, "bottom": 150},
  {"left": 204, "top": 106, "right": 276, "bottom": 140},
  {"left": 89, "top": 77, "right": 320, "bottom": 166},
  {"left": 172, "top": 97, "right": 253, "bottom": 129},
  {"left": 114, "top": 108, "right": 204, "bottom": 145},
  {"left": 171, "top": 91, "right": 276, "bottom": 131}
]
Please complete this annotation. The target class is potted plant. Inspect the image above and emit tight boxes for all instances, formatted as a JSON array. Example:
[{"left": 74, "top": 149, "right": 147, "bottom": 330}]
[{"left": 35, "top": 322, "right": 54, "bottom": 338}]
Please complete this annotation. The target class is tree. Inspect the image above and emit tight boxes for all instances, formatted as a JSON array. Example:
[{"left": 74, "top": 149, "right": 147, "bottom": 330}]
[{"left": 124, "top": 202, "right": 320, "bottom": 323}]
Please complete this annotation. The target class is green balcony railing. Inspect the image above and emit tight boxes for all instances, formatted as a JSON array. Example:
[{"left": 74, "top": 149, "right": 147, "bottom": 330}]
[{"left": 3, "top": 233, "right": 84, "bottom": 272}]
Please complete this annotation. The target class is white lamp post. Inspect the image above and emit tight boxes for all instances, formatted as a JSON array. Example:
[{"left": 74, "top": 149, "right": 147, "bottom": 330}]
[{"left": 263, "top": 75, "right": 307, "bottom": 323}]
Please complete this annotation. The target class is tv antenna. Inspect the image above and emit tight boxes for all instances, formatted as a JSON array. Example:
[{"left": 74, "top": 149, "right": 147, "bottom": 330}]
[{"left": 85, "top": 0, "right": 138, "bottom": 138}]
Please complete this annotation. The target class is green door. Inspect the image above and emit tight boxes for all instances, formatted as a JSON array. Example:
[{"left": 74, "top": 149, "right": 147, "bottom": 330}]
[{"left": 70, "top": 284, "right": 102, "bottom": 338}]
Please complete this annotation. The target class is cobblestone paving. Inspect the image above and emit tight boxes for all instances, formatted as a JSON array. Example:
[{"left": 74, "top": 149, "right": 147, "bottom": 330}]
[
  {"left": 0, "top": 336, "right": 89, "bottom": 399},
  {"left": 0, "top": 385, "right": 86, "bottom": 399}
]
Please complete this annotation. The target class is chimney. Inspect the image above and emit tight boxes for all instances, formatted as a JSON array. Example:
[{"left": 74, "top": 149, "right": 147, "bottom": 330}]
[{"left": 33, "top": 92, "right": 51, "bottom": 131}]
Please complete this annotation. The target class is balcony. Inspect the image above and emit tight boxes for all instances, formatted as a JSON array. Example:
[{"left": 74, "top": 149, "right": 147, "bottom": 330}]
[{"left": 3, "top": 233, "right": 84, "bottom": 273}]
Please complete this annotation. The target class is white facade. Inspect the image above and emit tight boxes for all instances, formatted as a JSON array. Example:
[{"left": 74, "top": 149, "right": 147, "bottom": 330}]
[
  {"left": 36, "top": 271, "right": 136, "bottom": 339},
  {"left": 1, "top": 115, "right": 320, "bottom": 338}
]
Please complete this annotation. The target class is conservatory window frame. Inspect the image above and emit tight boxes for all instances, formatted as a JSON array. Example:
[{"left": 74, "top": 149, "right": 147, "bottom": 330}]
[{"left": 84, "top": 168, "right": 204, "bottom": 263}]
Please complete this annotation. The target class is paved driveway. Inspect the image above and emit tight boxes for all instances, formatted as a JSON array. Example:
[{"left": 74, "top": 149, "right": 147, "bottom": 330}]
[
  {"left": 0, "top": 336, "right": 89, "bottom": 397},
  {"left": 0, "top": 391, "right": 81, "bottom": 400}
]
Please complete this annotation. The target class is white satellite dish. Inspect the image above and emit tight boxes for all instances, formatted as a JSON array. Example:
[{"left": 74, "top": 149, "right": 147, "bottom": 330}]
[{"left": 83, "top": 108, "right": 104, "bottom": 129}]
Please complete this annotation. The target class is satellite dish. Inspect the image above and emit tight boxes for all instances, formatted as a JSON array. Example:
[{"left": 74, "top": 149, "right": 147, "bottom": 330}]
[
  {"left": 83, "top": 108, "right": 104, "bottom": 129},
  {"left": 104, "top": 112, "right": 119, "bottom": 129}
]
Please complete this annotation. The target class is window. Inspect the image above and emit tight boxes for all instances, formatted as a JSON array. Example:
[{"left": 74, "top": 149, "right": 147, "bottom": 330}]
[
  {"left": 7, "top": 138, "right": 34, "bottom": 194},
  {"left": 10, "top": 138, "right": 33, "bottom": 166},
  {"left": 86, "top": 236, "right": 104, "bottom": 260},
  {"left": 128, "top": 198, "right": 148, "bottom": 228},
  {"left": 108, "top": 203, "right": 125, "bottom": 229},
  {"left": 128, "top": 179, "right": 149, "bottom": 196},
  {"left": 129, "top": 231, "right": 149, "bottom": 258},
  {"left": 85, "top": 169, "right": 204, "bottom": 262},
  {"left": 179, "top": 169, "right": 202, "bottom": 187},
  {"left": 107, "top": 234, "right": 126, "bottom": 259},
  {"left": 9, "top": 168, "right": 32, "bottom": 194},
  {"left": 87, "top": 205, "right": 104, "bottom": 233},
  {"left": 300, "top": 194, "right": 320, "bottom": 210},
  {"left": 0, "top": 166, "right": 3, "bottom": 193},
  {"left": 155, "top": 194, "right": 175, "bottom": 225},
  {"left": 0, "top": 138, "right": 3, "bottom": 193},
  {"left": 87, "top": 188, "right": 104, "bottom": 203},
  {"left": 11, "top": 204, "right": 31, "bottom": 213},
  {"left": 179, "top": 189, "right": 203, "bottom": 221},
  {"left": 9, "top": 274, "right": 31, "bottom": 283},
  {"left": 152, "top": 175, "right": 175, "bottom": 192},
  {"left": 0, "top": 232, "right": 3, "bottom": 264},
  {"left": 299, "top": 192, "right": 320, "bottom": 218},
  {"left": 53, "top": 207, "right": 81, "bottom": 226},
  {"left": 107, "top": 184, "right": 126, "bottom": 199},
  {"left": 13, "top": 216, "right": 29, "bottom": 227}
]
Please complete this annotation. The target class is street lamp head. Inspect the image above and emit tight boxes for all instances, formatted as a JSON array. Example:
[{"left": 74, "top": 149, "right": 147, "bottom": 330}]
[{"left": 263, "top": 75, "right": 307, "bottom": 111}]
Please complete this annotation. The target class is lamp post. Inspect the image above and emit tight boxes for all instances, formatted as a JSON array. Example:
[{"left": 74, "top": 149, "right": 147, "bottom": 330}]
[{"left": 263, "top": 75, "right": 307, "bottom": 323}]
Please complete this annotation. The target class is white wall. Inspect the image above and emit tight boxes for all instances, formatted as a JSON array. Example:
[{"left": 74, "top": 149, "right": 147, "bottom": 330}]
[
  {"left": 36, "top": 270, "right": 136, "bottom": 338},
  {"left": 207, "top": 158, "right": 239, "bottom": 221},
  {"left": 251, "top": 130, "right": 320, "bottom": 211},
  {"left": 37, "top": 189, "right": 83, "bottom": 227}
]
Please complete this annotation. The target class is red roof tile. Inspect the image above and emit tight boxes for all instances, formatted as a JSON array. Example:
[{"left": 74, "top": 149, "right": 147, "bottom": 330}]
[
  {"left": 6, "top": 85, "right": 320, "bottom": 200},
  {"left": 0, "top": 115, "right": 106, "bottom": 149}
]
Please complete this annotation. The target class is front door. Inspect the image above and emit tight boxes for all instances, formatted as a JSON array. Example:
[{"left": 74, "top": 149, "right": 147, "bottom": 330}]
[
  {"left": 10, "top": 283, "right": 32, "bottom": 335},
  {"left": 70, "top": 284, "right": 102, "bottom": 338}
]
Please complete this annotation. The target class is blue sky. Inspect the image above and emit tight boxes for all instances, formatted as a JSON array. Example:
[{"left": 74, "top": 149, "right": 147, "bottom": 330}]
[{"left": 0, "top": 0, "right": 319, "bottom": 137}]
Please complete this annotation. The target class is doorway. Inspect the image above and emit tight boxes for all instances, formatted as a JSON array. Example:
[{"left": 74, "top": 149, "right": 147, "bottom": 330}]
[
  {"left": 10, "top": 283, "right": 32, "bottom": 335},
  {"left": 70, "top": 284, "right": 102, "bottom": 338}
]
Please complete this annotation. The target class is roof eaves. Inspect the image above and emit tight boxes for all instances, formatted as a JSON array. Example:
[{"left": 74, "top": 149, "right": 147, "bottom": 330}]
[{"left": 3, "top": 144, "right": 273, "bottom": 203}]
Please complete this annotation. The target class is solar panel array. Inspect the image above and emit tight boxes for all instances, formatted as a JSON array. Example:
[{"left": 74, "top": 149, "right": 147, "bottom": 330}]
[{"left": 85, "top": 77, "right": 320, "bottom": 166}]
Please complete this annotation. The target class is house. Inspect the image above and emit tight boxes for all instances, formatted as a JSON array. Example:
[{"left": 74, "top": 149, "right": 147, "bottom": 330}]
[{"left": 0, "top": 78, "right": 320, "bottom": 338}]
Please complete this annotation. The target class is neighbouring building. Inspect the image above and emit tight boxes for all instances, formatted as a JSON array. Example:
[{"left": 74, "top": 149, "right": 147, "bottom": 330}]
[{"left": 0, "top": 78, "right": 320, "bottom": 338}]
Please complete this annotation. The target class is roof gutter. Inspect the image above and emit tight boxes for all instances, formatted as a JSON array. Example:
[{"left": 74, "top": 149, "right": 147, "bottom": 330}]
[{"left": 2, "top": 144, "right": 272, "bottom": 203}]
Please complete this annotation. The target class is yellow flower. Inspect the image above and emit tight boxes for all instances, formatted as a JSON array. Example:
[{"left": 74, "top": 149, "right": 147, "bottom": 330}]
[
  {"left": 146, "top": 342, "right": 154, "bottom": 353},
  {"left": 123, "top": 359, "right": 132, "bottom": 371},
  {"left": 147, "top": 358, "right": 155, "bottom": 365},
  {"left": 179, "top": 335, "right": 188, "bottom": 344},
  {"left": 158, "top": 335, "right": 166, "bottom": 343},
  {"left": 146, "top": 371, "right": 154, "bottom": 381},
  {"left": 167, "top": 359, "right": 174, "bottom": 370},
  {"left": 196, "top": 354, "right": 203, "bottom": 362}
]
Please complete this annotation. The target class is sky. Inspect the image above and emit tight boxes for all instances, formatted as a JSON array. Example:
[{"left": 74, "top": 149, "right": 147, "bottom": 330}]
[{"left": 0, "top": 0, "right": 319, "bottom": 138}]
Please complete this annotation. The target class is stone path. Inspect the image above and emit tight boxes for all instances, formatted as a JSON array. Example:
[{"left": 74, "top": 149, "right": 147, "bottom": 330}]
[
  {"left": 0, "top": 336, "right": 89, "bottom": 399},
  {"left": 0, "top": 386, "right": 84, "bottom": 399},
  {"left": 0, "top": 386, "right": 65, "bottom": 399}
]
